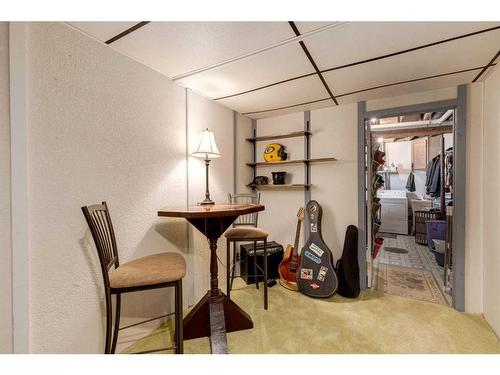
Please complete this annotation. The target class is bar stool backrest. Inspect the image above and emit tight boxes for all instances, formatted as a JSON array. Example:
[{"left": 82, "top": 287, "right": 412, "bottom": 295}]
[
  {"left": 228, "top": 193, "right": 261, "bottom": 227},
  {"left": 81, "top": 202, "right": 120, "bottom": 287}
]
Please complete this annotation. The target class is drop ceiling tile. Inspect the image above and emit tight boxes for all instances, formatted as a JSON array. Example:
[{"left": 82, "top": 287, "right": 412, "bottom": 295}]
[
  {"left": 294, "top": 22, "right": 336, "bottom": 34},
  {"left": 336, "top": 70, "right": 477, "bottom": 105},
  {"left": 109, "top": 21, "right": 295, "bottom": 78},
  {"left": 67, "top": 22, "right": 140, "bottom": 42},
  {"left": 479, "top": 64, "right": 500, "bottom": 81},
  {"left": 248, "top": 99, "right": 334, "bottom": 119},
  {"left": 177, "top": 42, "right": 314, "bottom": 99},
  {"left": 217, "top": 75, "right": 328, "bottom": 115},
  {"left": 324, "top": 29, "right": 500, "bottom": 97},
  {"left": 304, "top": 22, "right": 500, "bottom": 71}
]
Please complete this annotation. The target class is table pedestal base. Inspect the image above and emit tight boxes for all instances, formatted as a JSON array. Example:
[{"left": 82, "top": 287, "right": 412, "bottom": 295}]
[{"left": 183, "top": 289, "right": 253, "bottom": 353}]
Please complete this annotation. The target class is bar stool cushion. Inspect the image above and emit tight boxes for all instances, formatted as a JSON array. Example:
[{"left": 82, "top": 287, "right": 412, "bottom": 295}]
[
  {"left": 224, "top": 227, "right": 269, "bottom": 239},
  {"left": 109, "top": 252, "right": 186, "bottom": 289}
]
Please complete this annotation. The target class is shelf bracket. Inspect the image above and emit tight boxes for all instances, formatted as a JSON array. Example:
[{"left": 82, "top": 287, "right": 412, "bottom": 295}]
[
  {"left": 251, "top": 119, "right": 257, "bottom": 192},
  {"left": 304, "top": 111, "right": 311, "bottom": 203}
]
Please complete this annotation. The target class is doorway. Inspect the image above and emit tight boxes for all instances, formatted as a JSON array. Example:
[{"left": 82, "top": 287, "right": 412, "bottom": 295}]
[
  {"left": 357, "top": 86, "right": 467, "bottom": 311},
  {"left": 368, "top": 110, "right": 454, "bottom": 306}
]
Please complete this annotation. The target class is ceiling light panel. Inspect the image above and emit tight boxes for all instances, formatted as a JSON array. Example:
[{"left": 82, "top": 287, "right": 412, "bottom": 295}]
[
  {"left": 336, "top": 70, "right": 476, "bottom": 105},
  {"left": 177, "top": 42, "right": 314, "bottom": 100},
  {"left": 217, "top": 75, "right": 327, "bottom": 115},
  {"left": 304, "top": 22, "right": 500, "bottom": 71},
  {"left": 67, "top": 22, "right": 141, "bottom": 42},
  {"left": 324, "top": 29, "right": 500, "bottom": 97},
  {"left": 108, "top": 22, "right": 294, "bottom": 78}
]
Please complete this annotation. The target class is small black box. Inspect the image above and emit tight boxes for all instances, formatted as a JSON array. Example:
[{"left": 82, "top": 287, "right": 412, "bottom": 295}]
[{"left": 239, "top": 241, "right": 284, "bottom": 284}]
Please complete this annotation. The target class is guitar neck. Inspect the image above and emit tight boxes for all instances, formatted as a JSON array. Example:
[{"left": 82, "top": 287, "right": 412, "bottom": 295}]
[{"left": 290, "top": 220, "right": 301, "bottom": 267}]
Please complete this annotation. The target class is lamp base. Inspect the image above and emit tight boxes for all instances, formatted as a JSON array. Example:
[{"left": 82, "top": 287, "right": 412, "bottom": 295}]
[{"left": 198, "top": 198, "right": 215, "bottom": 206}]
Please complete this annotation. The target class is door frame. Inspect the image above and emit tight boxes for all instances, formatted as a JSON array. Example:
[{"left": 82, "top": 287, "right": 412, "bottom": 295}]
[
  {"left": 357, "top": 85, "right": 467, "bottom": 311},
  {"left": 9, "top": 22, "right": 30, "bottom": 353}
]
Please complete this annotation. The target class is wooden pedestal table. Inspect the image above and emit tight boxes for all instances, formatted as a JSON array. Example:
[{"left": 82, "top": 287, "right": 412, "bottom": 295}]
[{"left": 158, "top": 204, "right": 265, "bottom": 354}]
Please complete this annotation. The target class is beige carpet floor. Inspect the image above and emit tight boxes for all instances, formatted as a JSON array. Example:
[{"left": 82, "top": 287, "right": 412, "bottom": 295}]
[{"left": 122, "top": 280, "right": 500, "bottom": 354}]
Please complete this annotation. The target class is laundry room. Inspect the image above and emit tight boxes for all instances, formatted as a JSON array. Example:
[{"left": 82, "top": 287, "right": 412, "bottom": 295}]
[{"left": 368, "top": 110, "right": 455, "bottom": 306}]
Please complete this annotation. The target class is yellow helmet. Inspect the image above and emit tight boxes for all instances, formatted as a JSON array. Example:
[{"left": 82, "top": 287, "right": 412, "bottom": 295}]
[{"left": 264, "top": 143, "right": 288, "bottom": 162}]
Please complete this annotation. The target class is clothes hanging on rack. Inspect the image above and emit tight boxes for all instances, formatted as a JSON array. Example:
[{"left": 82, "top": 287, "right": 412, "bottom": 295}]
[
  {"left": 426, "top": 147, "right": 453, "bottom": 197},
  {"left": 445, "top": 147, "right": 453, "bottom": 190},
  {"left": 426, "top": 155, "right": 441, "bottom": 197},
  {"left": 405, "top": 171, "right": 416, "bottom": 192}
]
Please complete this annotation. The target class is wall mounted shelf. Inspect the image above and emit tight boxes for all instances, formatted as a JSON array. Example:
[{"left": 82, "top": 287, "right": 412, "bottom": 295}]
[
  {"left": 249, "top": 184, "right": 311, "bottom": 190},
  {"left": 246, "top": 157, "right": 337, "bottom": 167},
  {"left": 245, "top": 131, "right": 311, "bottom": 142},
  {"left": 247, "top": 116, "right": 337, "bottom": 194}
]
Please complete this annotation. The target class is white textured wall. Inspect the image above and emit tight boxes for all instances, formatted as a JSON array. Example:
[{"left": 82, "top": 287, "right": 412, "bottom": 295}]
[
  {"left": 22, "top": 22, "right": 247, "bottom": 353},
  {"left": 310, "top": 105, "right": 358, "bottom": 259},
  {"left": 0, "top": 22, "right": 12, "bottom": 354},
  {"left": 465, "top": 83, "right": 484, "bottom": 313},
  {"left": 482, "top": 66, "right": 500, "bottom": 335},
  {"left": 26, "top": 22, "right": 188, "bottom": 353},
  {"left": 235, "top": 113, "right": 253, "bottom": 193}
]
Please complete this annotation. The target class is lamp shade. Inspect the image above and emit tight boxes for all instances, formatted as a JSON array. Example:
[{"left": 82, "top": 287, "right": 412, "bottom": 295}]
[{"left": 192, "top": 128, "right": 220, "bottom": 159}]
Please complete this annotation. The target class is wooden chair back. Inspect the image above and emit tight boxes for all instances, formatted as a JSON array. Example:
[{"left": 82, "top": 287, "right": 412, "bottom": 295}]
[
  {"left": 81, "top": 202, "right": 120, "bottom": 287},
  {"left": 228, "top": 193, "right": 261, "bottom": 227}
]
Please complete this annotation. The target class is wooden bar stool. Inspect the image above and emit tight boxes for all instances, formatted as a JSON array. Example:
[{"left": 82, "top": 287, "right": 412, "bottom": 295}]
[
  {"left": 225, "top": 193, "right": 269, "bottom": 310},
  {"left": 82, "top": 202, "right": 185, "bottom": 354}
]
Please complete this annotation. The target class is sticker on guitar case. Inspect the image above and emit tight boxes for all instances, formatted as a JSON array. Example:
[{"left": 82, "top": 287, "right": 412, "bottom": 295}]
[
  {"left": 318, "top": 266, "right": 328, "bottom": 282},
  {"left": 310, "top": 283, "right": 320, "bottom": 289},
  {"left": 300, "top": 268, "right": 313, "bottom": 280},
  {"left": 309, "top": 205, "right": 317, "bottom": 221},
  {"left": 310, "top": 223, "right": 317, "bottom": 232},
  {"left": 309, "top": 243, "right": 324, "bottom": 257},
  {"left": 304, "top": 251, "right": 321, "bottom": 264}
]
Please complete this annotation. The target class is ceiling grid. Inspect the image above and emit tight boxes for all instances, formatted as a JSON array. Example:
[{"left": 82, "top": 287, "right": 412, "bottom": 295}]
[
  {"left": 68, "top": 21, "right": 500, "bottom": 118},
  {"left": 472, "top": 48, "right": 500, "bottom": 81},
  {"left": 288, "top": 21, "right": 338, "bottom": 105},
  {"left": 214, "top": 24, "right": 500, "bottom": 103},
  {"left": 105, "top": 21, "right": 150, "bottom": 44}
]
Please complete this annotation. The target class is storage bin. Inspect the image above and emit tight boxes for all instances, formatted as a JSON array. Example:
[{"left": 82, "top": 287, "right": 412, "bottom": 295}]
[
  {"left": 433, "top": 252, "right": 445, "bottom": 267},
  {"left": 432, "top": 239, "right": 446, "bottom": 267},
  {"left": 426, "top": 220, "right": 446, "bottom": 251},
  {"left": 414, "top": 210, "right": 442, "bottom": 245}
]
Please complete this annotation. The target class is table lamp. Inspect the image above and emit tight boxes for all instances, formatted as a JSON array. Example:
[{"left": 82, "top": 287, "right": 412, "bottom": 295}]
[{"left": 192, "top": 128, "right": 220, "bottom": 205}]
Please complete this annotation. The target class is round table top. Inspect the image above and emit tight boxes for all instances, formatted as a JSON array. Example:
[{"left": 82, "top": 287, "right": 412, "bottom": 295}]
[{"left": 158, "top": 203, "right": 265, "bottom": 219}]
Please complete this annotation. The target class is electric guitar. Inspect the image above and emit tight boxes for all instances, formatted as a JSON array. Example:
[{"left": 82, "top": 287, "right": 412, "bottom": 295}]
[
  {"left": 278, "top": 207, "right": 305, "bottom": 291},
  {"left": 297, "top": 200, "right": 338, "bottom": 298}
]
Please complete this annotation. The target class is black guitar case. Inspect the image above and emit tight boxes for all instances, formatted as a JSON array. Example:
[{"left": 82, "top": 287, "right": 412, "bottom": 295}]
[
  {"left": 336, "top": 225, "right": 360, "bottom": 298},
  {"left": 297, "top": 200, "right": 338, "bottom": 298}
]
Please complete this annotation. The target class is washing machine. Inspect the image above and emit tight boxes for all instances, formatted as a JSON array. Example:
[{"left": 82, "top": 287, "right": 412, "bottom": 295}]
[{"left": 377, "top": 190, "right": 408, "bottom": 235}]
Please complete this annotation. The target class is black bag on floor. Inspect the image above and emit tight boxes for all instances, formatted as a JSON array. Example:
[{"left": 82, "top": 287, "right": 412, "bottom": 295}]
[{"left": 336, "top": 225, "right": 360, "bottom": 298}]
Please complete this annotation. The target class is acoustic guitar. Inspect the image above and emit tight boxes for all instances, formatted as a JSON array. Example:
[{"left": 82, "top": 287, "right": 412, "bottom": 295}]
[
  {"left": 278, "top": 207, "right": 305, "bottom": 291},
  {"left": 297, "top": 200, "right": 338, "bottom": 298}
]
